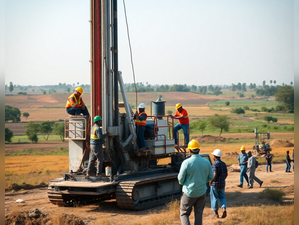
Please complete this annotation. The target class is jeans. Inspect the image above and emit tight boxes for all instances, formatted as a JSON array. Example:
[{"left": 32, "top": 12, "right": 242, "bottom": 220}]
[
  {"left": 286, "top": 162, "right": 291, "bottom": 172},
  {"left": 266, "top": 162, "right": 272, "bottom": 172},
  {"left": 210, "top": 186, "right": 226, "bottom": 211},
  {"left": 240, "top": 165, "right": 249, "bottom": 185},
  {"left": 180, "top": 193, "right": 206, "bottom": 225},
  {"left": 66, "top": 107, "right": 90, "bottom": 116},
  {"left": 174, "top": 123, "right": 189, "bottom": 146},
  {"left": 87, "top": 145, "right": 103, "bottom": 175},
  {"left": 136, "top": 125, "right": 146, "bottom": 148}
]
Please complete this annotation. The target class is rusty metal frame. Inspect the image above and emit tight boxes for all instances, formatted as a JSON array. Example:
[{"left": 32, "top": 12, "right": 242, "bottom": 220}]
[{"left": 64, "top": 117, "right": 87, "bottom": 140}]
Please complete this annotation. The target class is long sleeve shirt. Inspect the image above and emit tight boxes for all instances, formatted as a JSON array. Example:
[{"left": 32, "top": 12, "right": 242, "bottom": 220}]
[
  {"left": 286, "top": 154, "right": 291, "bottom": 164},
  {"left": 178, "top": 154, "right": 214, "bottom": 198},
  {"left": 247, "top": 156, "right": 256, "bottom": 170},
  {"left": 238, "top": 153, "right": 248, "bottom": 165},
  {"left": 90, "top": 124, "right": 106, "bottom": 146}
]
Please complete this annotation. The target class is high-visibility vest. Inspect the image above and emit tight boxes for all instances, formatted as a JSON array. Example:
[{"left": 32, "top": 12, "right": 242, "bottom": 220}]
[
  {"left": 65, "top": 93, "right": 84, "bottom": 108},
  {"left": 135, "top": 112, "right": 147, "bottom": 126},
  {"left": 90, "top": 125, "right": 102, "bottom": 140}
]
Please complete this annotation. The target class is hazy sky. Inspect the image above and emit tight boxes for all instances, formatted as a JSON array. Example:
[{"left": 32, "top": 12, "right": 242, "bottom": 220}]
[{"left": 5, "top": 0, "right": 294, "bottom": 86}]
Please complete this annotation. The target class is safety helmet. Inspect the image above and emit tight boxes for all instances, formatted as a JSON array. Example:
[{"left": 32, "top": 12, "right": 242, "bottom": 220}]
[
  {"left": 212, "top": 149, "right": 222, "bottom": 157},
  {"left": 188, "top": 139, "right": 200, "bottom": 150},
  {"left": 175, "top": 103, "right": 182, "bottom": 109},
  {"left": 94, "top": 115, "right": 102, "bottom": 122},
  {"left": 76, "top": 87, "right": 83, "bottom": 94},
  {"left": 240, "top": 146, "right": 246, "bottom": 151},
  {"left": 138, "top": 103, "right": 146, "bottom": 108}
]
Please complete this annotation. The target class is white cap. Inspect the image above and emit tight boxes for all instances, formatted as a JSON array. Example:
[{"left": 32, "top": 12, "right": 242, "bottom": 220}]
[
  {"left": 138, "top": 103, "right": 146, "bottom": 108},
  {"left": 212, "top": 149, "right": 222, "bottom": 157}
]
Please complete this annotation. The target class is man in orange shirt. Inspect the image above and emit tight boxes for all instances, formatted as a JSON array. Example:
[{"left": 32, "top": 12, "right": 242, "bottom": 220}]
[
  {"left": 65, "top": 87, "right": 89, "bottom": 116},
  {"left": 173, "top": 103, "right": 189, "bottom": 146}
]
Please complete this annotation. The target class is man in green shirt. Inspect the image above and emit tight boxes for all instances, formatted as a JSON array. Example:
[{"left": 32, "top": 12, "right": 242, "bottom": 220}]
[{"left": 178, "top": 139, "right": 214, "bottom": 225}]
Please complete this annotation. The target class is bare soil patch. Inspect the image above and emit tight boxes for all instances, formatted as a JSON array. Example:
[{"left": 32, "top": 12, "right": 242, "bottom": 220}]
[
  {"left": 4, "top": 163, "right": 294, "bottom": 225},
  {"left": 5, "top": 141, "right": 68, "bottom": 153},
  {"left": 269, "top": 139, "right": 294, "bottom": 147},
  {"left": 193, "top": 135, "right": 239, "bottom": 143}
]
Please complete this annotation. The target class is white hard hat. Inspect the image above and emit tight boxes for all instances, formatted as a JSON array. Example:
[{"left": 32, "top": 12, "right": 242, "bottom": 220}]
[
  {"left": 138, "top": 103, "right": 146, "bottom": 108},
  {"left": 212, "top": 149, "right": 222, "bottom": 157}
]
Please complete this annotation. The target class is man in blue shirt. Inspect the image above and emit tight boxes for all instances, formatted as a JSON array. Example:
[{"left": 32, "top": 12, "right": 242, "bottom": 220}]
[
  {"left": 237, "top": 146, "right": 249, "bottom": 188},
  {"left": 178, "top": 140, "right": 214, "bottom": 225},
  {"left": 209, "top": 149, "right": 228, "bottom": 219},
  {"left": 86, "top": 116, "right": 107, "bottom": 178}
]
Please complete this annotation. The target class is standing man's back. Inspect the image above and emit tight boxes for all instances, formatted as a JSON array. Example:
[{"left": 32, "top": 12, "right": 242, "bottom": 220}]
[{"left": 178, "top": 140, "right": 214, "bottom": 225}]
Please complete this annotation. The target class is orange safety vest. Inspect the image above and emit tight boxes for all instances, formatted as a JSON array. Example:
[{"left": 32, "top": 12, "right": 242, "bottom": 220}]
[
  {"left": 135, "top": 112, "right": 147, "bottom": 126},
  {"left": 65, "top": 93, "right": 84, "bottom": 108}
]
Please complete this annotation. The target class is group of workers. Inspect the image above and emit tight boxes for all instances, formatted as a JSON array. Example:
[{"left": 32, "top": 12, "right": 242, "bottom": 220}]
[
  {"left": 178, "top": 139, "right": 228, "bottom": 224},
  {"left": 65, "top": 87, "right": 191, "bottom": 176}
]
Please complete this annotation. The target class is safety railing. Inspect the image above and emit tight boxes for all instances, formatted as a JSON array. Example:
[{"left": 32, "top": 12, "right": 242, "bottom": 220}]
[{"left": 64, "top": 116, "right": 88, "bottom": 140}]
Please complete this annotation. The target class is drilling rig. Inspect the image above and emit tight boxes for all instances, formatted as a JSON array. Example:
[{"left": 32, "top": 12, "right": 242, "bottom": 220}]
[{"left": 47, "top": 0, "right": 189, "bottom": 210}]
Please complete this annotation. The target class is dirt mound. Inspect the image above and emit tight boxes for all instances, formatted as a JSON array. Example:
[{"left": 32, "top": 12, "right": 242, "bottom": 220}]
[
  {"left": 5, "top": 210, "right": 85, "bottom": 225},
  {"left": 7, "top": 182, "right": 48, "bottom": 192},
  {"left": 194, "top": 135, "right": 239, "bottom": 143},
  {"left": 269, "top": 140, "right": 294, "bottom": 147}
]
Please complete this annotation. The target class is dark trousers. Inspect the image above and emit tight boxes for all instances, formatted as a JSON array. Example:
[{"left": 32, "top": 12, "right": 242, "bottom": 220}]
[
  {"left": 87, "top": 145, "right": 103, "bottom": 175},
  {"left": 180, "top": 193, "right": 206, "bottom": 225},
  {"left": 66, "top": 107, "right": 89, "bottom": 116},
  {"left": 136, "top": 125, "right": 146, "bottom": 148},
  {"left": 266, "top": 162, "right": 272, "bottom": 172}
]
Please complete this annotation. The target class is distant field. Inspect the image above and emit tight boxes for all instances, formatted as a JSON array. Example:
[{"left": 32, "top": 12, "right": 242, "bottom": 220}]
[{"left": 209, "top": 99, "right": 278, "bottom": 106}]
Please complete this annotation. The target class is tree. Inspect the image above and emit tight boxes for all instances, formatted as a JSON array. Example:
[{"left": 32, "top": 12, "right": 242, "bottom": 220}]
[
  {"left": 198, "top": 120, "right": 207, "bottom": 135},
  {"left": 208, "top": 114, "right": 230, "bottom": 136},
  {"left": 213, "top": 86, "right": 222, "bottom": 96},
  {"left": 43, "top": 90, "right": 46, "bottom": 95},
  {"left": 5, "top": 105, "right": 21, "bottom": 122},
  {"left": 263, "top": 80, "right": 266, "bottom": 87},
  {"left": 40, "top": 121, "right": 55, "bottom": 140},
  {"left": 270, "top": 80, "right": 273, "bottom": 85},
  {"left": 23, "top": 112, "right": 30, "bottom": 120},
  {"left": 166, "top": 110, "right": 173, "bottom": 115},
  {"left": 274, "top": 80, "right": 276, "bottom": 85},
  {"left": 208, "top": 85, "right": 214, "bottom": 92},
  {"left": 275, "top": 86, "right": 294, "bottom": 111},
  {"left": 239, "top": 93, "right": 245, "bottom": 97},
  {"left": 67, "top": 87, "right": 71, "bottom": 93},
  {"left": 225, "top": 101, "right": 230, "bottom": 106},
  {"left": 53, "top": 123, "right": 65, "bottom": 142},
  {"left": 5, "top": 127, "right": 14, "bottom": 143},
  {"left": 264, "top": 115, "right": 277, "bottom": 123},
  {"left": 241, "top": 83, "right": 246, "bottom": 92},
  {"left": 25, "top": 121, "right": 40, "bottom": 143},
  {"left": 9, "top": 82, "right": 14, "bottom": 94},
  {"left": 290, "top": 81, "right": 293, "bottom": 86}
]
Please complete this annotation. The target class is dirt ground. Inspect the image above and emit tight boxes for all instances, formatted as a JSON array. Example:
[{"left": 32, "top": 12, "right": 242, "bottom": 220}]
[{"left": 4, "top": 163, "right": 294, "bottom": 225}]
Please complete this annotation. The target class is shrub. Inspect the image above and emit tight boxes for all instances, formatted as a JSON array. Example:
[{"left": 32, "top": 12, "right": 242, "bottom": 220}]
[
  {"left": 275, "top": 105, "right": 285, "bottom": 111},
  {"left": 225, "top": 101, "right": 230, "bottom": 106},
  {"left": 239, "top": 93, "right": 245, "bottom": 97},
  {"left": 231, "top": 107, "right": 245, "bottom": 114},
  {"left": 243, "top": 106, "right": 250, "bottom": 110},
  {"left": 17, "top": 92, "right": 27, "bottom": 95},
  {"left": 259, "top": 188, "right": 285, "bottom": 201}
]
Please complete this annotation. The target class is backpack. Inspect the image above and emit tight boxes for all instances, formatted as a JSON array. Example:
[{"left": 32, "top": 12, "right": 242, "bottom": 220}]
[{"left": 255, "top": 159, "right": 259, "bottom": 168}]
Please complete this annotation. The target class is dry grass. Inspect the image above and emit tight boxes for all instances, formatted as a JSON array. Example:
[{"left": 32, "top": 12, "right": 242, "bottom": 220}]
[
  {"left": 224, "top": 204, "right": 294, "bottom": 225},
  {"left": 5, "top": 155, "right": 69, "bottom": 190}
]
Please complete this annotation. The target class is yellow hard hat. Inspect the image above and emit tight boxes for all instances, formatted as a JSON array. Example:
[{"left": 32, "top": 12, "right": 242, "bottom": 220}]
[
  {"left": 240, "top": 146, "right": 246, "bottom": 151},
  {"left": 188, "top": 139, "right": 200, "bottom": 150},
  {"left": 175, "top": 103, "right": 182, "bottom": 109},
  {"left": 76, "top": 87, "right": 83, "bottom": 94}
]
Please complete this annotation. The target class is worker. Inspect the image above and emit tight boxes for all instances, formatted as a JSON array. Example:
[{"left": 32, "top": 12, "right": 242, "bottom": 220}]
[
  {"left": 209, "top": 149, "right": 228, "bottom": 219},
  {"left": 265, "top": 151, "right": 273, "bottom": 172},
  {"left": 286, "top": 150, "right": 292, "bottom": 172},
  {"left": 292, "top": 149, "right": 294, "bottom": 171},
  {"left": 133, "top": 103, "right": 147, "bottom": 150},
  {"left": 237, "top": 146, "right": 249, "bottom": 188},
  {"left": 173, "top": 103, "right": 189, "bottom": 146},
  {"left": 178, "top": 140, "right": 214, "bottom": 225},
  {"left": 86, "top": 116, "right": 107, "bottom": 178},
  {"left": 65, "top": 87, "right": 89, "bottom": 116},
  {"left": 247, "top": 150, "right": 263, "bottom": 188}
]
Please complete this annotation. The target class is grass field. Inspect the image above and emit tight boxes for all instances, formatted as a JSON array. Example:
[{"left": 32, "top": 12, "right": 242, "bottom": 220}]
[{"left": 11, "top": 134, "right": 62, "bottom": 143}]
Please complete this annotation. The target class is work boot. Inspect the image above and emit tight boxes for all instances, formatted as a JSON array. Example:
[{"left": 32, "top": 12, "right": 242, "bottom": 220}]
[
  {"left": 85, "top": 174, "right": 90, "bottom": 179},
  {"left": 259, "top": 181, "right": 263, "bottom": 188},
  {"left": 237, "top": 184, "right": 243, "bottom": 188}
]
